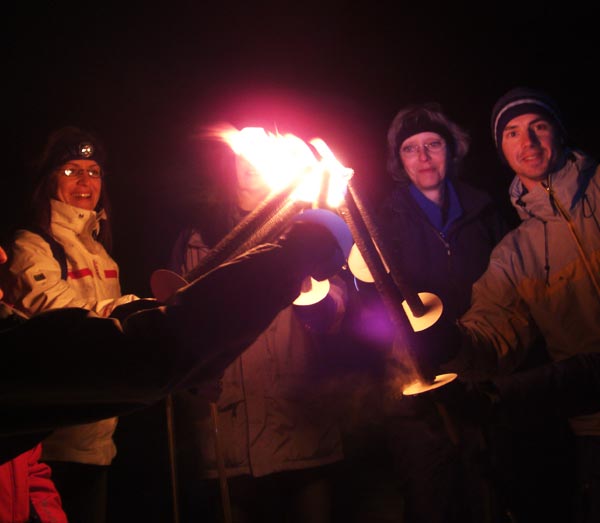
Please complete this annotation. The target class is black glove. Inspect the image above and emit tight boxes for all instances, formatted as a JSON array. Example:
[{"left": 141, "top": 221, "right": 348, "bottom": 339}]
[
  {"left": 492, "top": 351, "right": 600, "bottom": 423},
  {"left": 110, "top": 298, "right": 161, "bottom": 323},
  {"left": 279, "top": 221, "right": 344, "bottom": 281},
  {"left": 405, "top": 312, "right": 463, "bottom": 382},
  {"left": 429, "top": 377, "right": 501, "bottom": 425}
]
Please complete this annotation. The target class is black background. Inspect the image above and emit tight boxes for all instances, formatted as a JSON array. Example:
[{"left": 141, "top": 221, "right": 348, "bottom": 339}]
[
  {"left": 5, "top": 3, "right": 598, "bottom": 521},
  {"left": 5, "top": 2, "right": 599, "bottom": 296}
]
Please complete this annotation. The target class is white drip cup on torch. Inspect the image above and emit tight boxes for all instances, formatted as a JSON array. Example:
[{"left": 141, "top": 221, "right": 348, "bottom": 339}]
[{"left": 348, "top": 244, "right": 443, "bottom": 331}]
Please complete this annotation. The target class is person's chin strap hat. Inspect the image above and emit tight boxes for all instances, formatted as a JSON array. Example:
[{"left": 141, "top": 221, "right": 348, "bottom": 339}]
[{"left": 491, "top": 87, "right": 566, "bottom": 163}]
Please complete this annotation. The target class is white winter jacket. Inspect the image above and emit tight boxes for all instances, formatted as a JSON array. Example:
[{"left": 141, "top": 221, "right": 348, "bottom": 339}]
[
  {"left": 171, "top": 228, "right": 346, "bottom": 478},
  {"left": 3, "top": 198, "right": 139, "bottom": 464}
]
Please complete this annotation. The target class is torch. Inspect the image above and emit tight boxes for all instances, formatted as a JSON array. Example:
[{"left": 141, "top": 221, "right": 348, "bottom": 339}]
[
  {"left": 153, "top": 126, "right": 345, "bottom": 523},
  {"left": 151, "top": 127, "right": 322, "bottom": 303},
  {"left": 290, "top": 139, "right": 456, "bottom": 439}
]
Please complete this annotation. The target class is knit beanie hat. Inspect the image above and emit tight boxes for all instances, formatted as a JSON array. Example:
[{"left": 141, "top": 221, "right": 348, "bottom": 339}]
[
  {"left": 37, "top": 126, "right": 106, "bottom": 180},
  {"left": 386, "top": 102, "right": 470, "bottom": 183},
  {"left": 392, "top": 110, "right": 456, "bottom": 158},
  {"left": 491, "top": 87, "right": 565, "bottom": 162}
]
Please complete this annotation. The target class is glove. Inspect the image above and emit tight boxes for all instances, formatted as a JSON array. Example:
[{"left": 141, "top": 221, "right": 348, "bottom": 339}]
[
  {"left": 492, "top": 351, "right": 600, "bottom": 423},
  {"left": 110, "top": 298, "right": 161, "bottom": 323},
  {"left": 429, "top": 377, "right": 501, "bottom": 425},
  {"left": 281, "top": 222, "right": 343, "bottom": 281},
  {"left": 405, "top": 312, "right": 463, "bottom": 382}
]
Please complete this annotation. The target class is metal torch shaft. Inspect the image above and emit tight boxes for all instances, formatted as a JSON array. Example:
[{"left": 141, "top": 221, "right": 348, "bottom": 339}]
[
  {"left": 231, "top": 199, "right": 311, "bottom": 257},
  {"left": 347, "top": 178, "right": 426, "bottom": 318},
  {"left": 338, "top": 194, "right": 413, "bottom": 337},
  {"left": 183, "top": 175, "right": 302, "bottom": 281},
  {"left": 343, "top": 185, "right": 459, "bottom": 445}
]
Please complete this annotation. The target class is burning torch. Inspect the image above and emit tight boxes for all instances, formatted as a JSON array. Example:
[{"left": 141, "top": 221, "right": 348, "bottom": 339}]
[
  {"left": 153, "top": 124, "right": 458, "bottom": 396},
  {"left": 152, "top": 125, "right": 460, "bottom": 523}
]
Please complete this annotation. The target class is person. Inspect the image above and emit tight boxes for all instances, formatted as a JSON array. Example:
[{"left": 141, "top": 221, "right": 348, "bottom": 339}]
[
  {"left": 421, "top": 86, "right": 600, "bottom": 523},
  {"left": 433, "top": 351, "right": 600, "bottom": 428},
  {"left": 1, "top": 241, "right": 67, "bottom": 523},
  {"left": 0, "top": 207, "right": 350, "bottom": 522},
  {"left": 379, "top": 101, "right": 508, "bottom": 370},
  {"left": 0, "top": 126, "right": 144, "bottom": 523},
  {"left": 167, "top": 134, "right": 348, "bottom": 523},
  {"left": 341, "top": 102, "right": 507, "bottom": 523}
]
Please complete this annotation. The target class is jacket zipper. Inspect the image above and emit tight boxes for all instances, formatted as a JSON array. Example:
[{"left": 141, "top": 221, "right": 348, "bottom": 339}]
[{"left": 543, "top": 182, "right": 600, "bottom": 299}]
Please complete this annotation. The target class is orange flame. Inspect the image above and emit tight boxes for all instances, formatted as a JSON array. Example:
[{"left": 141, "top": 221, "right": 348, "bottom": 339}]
[{"left": 219, "top": 126, "right": 354, "bottom": 208}]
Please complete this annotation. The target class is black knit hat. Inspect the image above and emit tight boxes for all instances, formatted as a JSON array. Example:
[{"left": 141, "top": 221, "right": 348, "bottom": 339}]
[
  {"left": 491, "top": 87, "right": 566, "bottom": 162},
  {"left": 393, "top": 114, "right": 456, "bottom": 156},
  {"left": 37, "top": 126, "right": 106, "bottom": 180}
]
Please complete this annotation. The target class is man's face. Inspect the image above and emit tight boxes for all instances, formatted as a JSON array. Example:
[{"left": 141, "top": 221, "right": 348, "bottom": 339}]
[{"left": 501, "top": 113, "right": 562, "bottom": 190}]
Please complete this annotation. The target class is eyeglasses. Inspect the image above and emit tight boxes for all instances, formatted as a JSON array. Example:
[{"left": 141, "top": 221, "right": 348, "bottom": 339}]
[
  {"left": 58, "top": 167, "right": 103, "bottom": 179},
  {"left": 400, "top": 140, "right": 446, "bottom": 157}
]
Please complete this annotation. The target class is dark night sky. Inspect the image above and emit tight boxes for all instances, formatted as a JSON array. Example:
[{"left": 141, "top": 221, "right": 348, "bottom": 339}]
[{"left": 4, "top": 2, "right": 598, "bottom": 295}]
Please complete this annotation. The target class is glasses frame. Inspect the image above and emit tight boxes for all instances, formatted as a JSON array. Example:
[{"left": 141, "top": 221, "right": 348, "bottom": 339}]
[
  {"left": 57, "top": 166, "right": 103, "bottom": 179},
  {"left": 400, "top": 139, "right": 446, "bottom": 157}
]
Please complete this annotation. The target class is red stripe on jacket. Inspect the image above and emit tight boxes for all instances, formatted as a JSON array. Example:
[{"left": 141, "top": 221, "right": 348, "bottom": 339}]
[
  {"left": 68, "top": 268, "right": 93, "bottom": 279},
  {"left": 67, "top": 268, "right": 118, "bottom": 279}
]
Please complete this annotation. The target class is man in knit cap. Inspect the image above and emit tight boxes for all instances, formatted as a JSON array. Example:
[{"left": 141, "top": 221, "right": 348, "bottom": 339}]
[{"left": 416, "top": 86, "right": 600, "bottom": 523}]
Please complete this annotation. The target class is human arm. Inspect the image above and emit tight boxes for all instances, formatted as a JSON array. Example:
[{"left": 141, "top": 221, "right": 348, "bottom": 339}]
[
  {"left": 0, "top": 219, "right": 347, "bottom": 439},
  {"left": 27, "top": 444, "right": 68, "bottom": 523},
  {"left": 430, "top": 351, "right": 600, "bottom": 427},
  {"left": 450, "top": 254, "right": 541, "bottom": 378},
  {"left": 398, "top": 258, "right": 540, "bottom": 383}
]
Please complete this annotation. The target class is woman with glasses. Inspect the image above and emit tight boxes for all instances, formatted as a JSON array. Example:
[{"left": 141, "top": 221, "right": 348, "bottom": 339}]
[
  {"left": 380, "top": 103, "right": 508, "bottom": 332},
  {"left": 345, "top": 103, "right": 508, "bottom": 523},
  {"left": 0, "top": 126, "right": 140, "bottom": 523}
]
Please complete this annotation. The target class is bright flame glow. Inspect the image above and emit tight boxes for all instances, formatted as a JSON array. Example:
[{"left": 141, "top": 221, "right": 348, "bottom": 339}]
[
  {"left": 309, "top": 138, "right": 354, "bottom": 208},
  {"left": 220, "top": 126, "right": 354, "bottom": 208}
]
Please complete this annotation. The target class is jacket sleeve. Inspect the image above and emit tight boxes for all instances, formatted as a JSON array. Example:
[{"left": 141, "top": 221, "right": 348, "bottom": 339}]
[
  {"left": 454, "top": 249, "right": 541, "bottom": 378},
  {"left": 1, "top": 220, "right": 346, "bottom": 439},
  {"left": 4, "top": 230, "right": 138, "bottom": 317},
  {"left": 27, "top": 444, "right": 68, "bottom": 523},
  {"left": 492, "top": 351, "right": 600, "bottom": 423},
  {"left": 425, "top": 350, "right": 600, "bottom": 428}
]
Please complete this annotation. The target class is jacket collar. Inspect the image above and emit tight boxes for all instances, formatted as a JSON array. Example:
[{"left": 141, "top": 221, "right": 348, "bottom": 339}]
[
  {"left": 509, "top": 149, "right": 598, "bottom": 221},
  {"left": 390, "top": 179, "right": 490, "bottom": 226},
  {"left": 408, "top": 180, "right": 463, "bottom": 233},
  {"left": 50, "top": 198, "right": 104, "bottom": 237}
]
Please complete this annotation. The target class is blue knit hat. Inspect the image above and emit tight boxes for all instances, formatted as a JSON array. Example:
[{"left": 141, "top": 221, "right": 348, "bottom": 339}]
[{"left": 491, "top": 87, "right": 566, "bottom": 162}]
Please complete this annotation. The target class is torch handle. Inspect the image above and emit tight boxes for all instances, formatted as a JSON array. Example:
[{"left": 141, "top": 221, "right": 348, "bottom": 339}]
[
  {"left": 231, "top": 199, "right": 310, "bottom": 257},
  {"left": 183, "top": 176, "right": 301, "bottom": 282},
  {"left": 347, "top": 180, "right": 426, "bottom": 317},
  {"left": 338, "top": 197, "right": 413, "bottom": 336}
]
